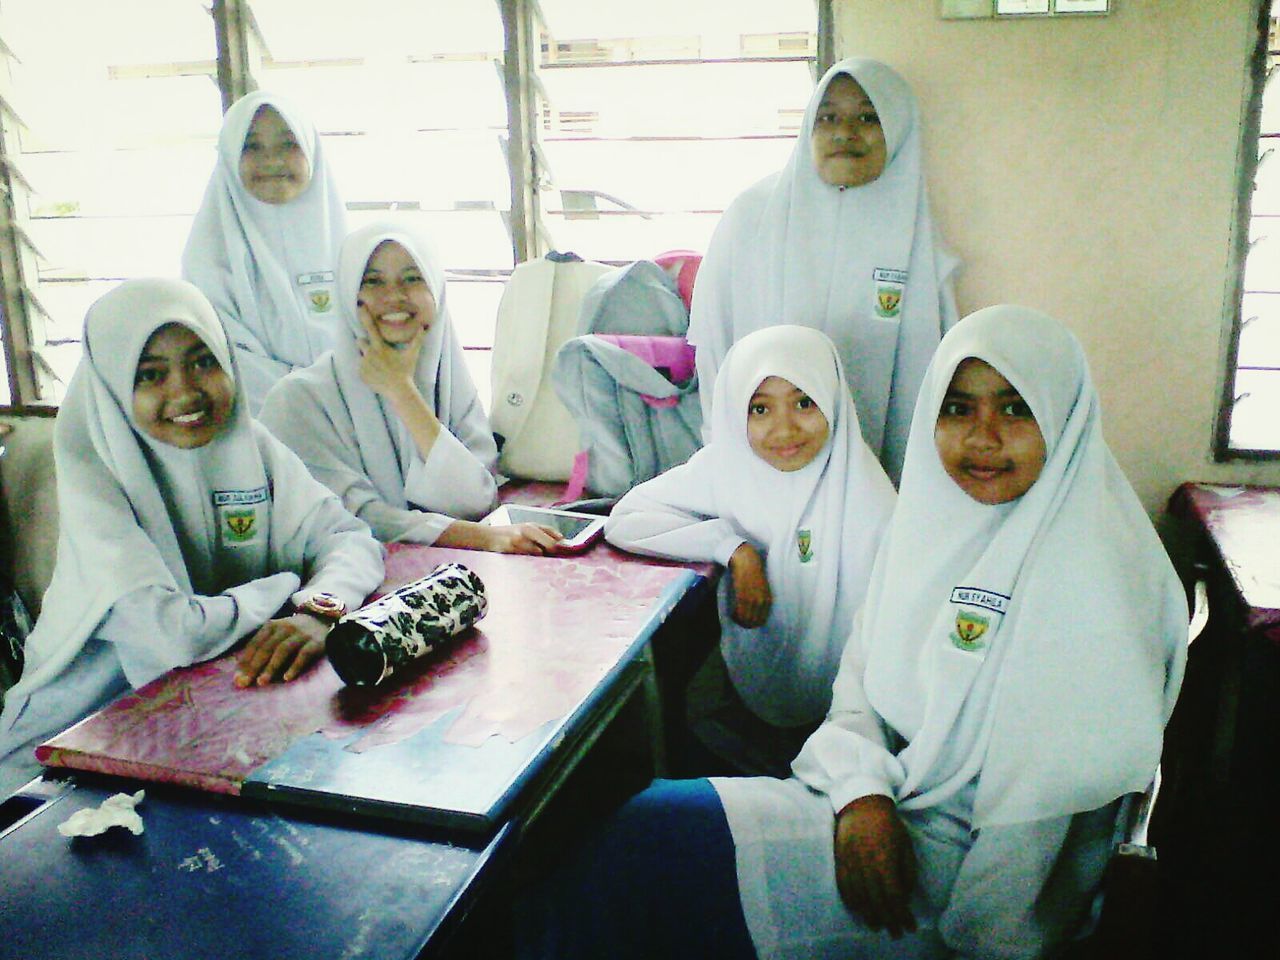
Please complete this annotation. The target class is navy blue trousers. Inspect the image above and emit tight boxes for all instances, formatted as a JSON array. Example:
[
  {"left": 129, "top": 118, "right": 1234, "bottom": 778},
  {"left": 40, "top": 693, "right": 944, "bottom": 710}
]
[{"left": 518, "top": 777, "right": 757, "bottom": 959}]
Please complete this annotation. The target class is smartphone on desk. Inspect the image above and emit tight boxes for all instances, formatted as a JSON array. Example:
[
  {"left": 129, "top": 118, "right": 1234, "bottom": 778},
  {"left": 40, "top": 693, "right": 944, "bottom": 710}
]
[{"left": 484, "top": 503, "right": 606, "bottom": 554}]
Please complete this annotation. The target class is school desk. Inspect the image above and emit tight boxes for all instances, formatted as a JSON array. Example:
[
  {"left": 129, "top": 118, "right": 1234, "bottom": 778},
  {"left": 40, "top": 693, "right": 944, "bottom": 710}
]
[
  {"left": 1168, "top": 483, "right": 1280, "bottom": 643},
  {"left": 35, "top": 541, "right": 709, "bottom": 834},
  {"left": 0, "top": 775, "right": 513, "bottom": 960}
]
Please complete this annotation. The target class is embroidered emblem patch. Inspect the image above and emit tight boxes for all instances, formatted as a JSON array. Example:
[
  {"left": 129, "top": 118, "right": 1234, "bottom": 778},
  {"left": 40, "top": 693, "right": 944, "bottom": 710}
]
[
  {"left": 796, "top": 529, "right": 814, "bottom": 563},
  {"left": 950, "top": 609, "right": 990, "bottom": 652},
  {"left": 876, "top": 288, "right": 900, "bottom": 316},
  {"left": 224, "top": 509, "right": 257, "bottom": 542},
  {"left": 873, "top": 267, "right": 907, "bottom": 319},
  {"left": 214, "top": 487, "right": 267, "bottom": 547},
  {"left": 309, "top": 289, "right": 332, "bottom": 313}
]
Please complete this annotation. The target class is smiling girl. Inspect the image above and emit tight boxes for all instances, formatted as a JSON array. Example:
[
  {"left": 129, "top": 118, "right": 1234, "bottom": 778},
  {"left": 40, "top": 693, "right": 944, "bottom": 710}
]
[
  {"left": 605, "top": 325, "right": 896, "bottom": 776},
  {"left": 527, "top": 306, "right": 1187, "bottom": 960},
  {"left": 182, "top": 91, "right": 348, "bottom": 415},
  {"left": 260, "top": 220, "right": 559, "bottom": 554},
  {"left": 689, "top": 58, "right": 959, "bottom": 484},
  {"left": 0, "top": 279, "right": 384, "bottom": 796}
]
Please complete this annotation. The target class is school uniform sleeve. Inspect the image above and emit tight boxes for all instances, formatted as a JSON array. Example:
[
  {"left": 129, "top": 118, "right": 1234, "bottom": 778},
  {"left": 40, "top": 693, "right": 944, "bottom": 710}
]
[
  {"left": 439, "top": 331, "right": 500, "bottom": 474},
  {"left": 687, "top": 208, "right": 741, "bottom": 441},
  {"left": 939, "top": 267, "right": 960, "bottom": 334},
  {"left": 98, "top": 571, "right": 301, "bottom": 688},
  {"left": 402, "top": 427, "right": 498, "bottom": 521},
  {"left": 219, "top": 292, "right": 294, "bottom": 415},
  {"left": 256, "top": 424, "right": 385, "bottom": 611},
  {"left": 260, "top": 379, "right": 449, "bottom": 546},
  {"left": 231, "top": 342, "right": 294, "bottom": 416},
  {"left": 604, "top": 450, "right": 746, "bottom": 565},
  {"left": 790, "top": 607, "right": 905, "bottom": 813}
]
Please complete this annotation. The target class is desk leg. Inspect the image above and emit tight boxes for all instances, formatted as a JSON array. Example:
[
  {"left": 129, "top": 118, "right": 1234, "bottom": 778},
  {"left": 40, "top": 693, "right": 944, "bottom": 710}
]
[
  {"left": 639, "top": 644, "right": 668, "bottom": 779},
  {"left": 1208, "top": 630, "right": 1242, "bottom": 791}
]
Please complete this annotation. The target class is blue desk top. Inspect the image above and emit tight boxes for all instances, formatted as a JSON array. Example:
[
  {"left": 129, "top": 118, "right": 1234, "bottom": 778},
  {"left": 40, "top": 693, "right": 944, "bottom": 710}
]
[{"left": 0, "top": 777, "right": 512, "bottom": 960}]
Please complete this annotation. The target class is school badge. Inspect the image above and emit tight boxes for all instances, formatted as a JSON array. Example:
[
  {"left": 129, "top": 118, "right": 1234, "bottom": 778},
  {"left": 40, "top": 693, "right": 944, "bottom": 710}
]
[
  {"left": 797, "top": 528, "right": 813, "bottom": 564},
  {"left": 872, "top": 267, "right": 907, "bottom": 319},
  {"left": 950, "top": 609, "right": 990, "bottom": 652},
  {"left": 224, "top": 508, "right": 257, "bottom": 543},
  {"left": 309, "top": 289, "right": 332, "bottom": 313}
]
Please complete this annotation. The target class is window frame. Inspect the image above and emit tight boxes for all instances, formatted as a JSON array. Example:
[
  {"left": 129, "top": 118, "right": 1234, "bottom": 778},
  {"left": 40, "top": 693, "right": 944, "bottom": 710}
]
[
  {"left": 1217, "top": 0, "right": 1280, "bottom": 460},
  {"left": 0, "top": 0, "right": 832, "bottom": 410}
]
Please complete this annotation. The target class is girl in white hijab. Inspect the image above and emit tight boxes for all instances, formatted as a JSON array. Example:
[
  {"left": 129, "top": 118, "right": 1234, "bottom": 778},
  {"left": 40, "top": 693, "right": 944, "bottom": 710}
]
[
  {"left": 606, "top": 325, "right": 896, "bottom": 776},
  {"left": 0, "top": 279, "right": 384, "bottom": 797},
  {"left": 688, "top": 57, "right": 959, "bottom": 484},
  {"left": 524, "top": 306, "right": 1187, "bottom": 960},
  {"left": 182, "top": 91, "right": 348, "bottom": 414},
  {"left": 260, "top": 220, "right": 559, "bottom": 554}
]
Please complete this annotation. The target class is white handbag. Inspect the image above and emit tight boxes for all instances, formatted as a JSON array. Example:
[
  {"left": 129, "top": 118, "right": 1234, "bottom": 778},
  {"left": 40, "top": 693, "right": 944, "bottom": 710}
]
[{"left": 490, "top": 255, "right": 612, "bottom": 481}]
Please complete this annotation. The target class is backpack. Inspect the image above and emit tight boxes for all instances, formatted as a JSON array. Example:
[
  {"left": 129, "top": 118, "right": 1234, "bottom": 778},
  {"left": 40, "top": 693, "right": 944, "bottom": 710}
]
[
  {"left": 553, "top": 261, "right": 703, "bottom": 500},
  {"left": 489, "top": 253, "right": 613, "bottom": 482}
]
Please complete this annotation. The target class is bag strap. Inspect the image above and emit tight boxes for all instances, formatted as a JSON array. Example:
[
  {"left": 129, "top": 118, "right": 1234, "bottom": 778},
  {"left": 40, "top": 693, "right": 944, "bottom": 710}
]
[{"left": 559, "top": 450, "right": 591, "bottom": 504}]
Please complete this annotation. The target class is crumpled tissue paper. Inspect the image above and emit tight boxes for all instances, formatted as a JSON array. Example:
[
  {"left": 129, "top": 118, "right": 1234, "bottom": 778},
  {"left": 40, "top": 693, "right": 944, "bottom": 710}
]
[{"left": 57, "top": 789, "right": 146, "bottom": 838}]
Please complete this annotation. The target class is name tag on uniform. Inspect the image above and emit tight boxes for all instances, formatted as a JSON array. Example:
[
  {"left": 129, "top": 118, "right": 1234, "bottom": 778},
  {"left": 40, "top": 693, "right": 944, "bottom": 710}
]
[
  {"left": 949, "top": 587, "right": 1009, "bottom": 614},
  {"left": 297, "top": 271, "right": 336, "bottom": 313}
]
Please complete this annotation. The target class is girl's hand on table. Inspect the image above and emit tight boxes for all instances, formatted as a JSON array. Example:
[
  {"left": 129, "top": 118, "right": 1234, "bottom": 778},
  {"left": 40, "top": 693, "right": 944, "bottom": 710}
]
[
  {"left": 485, "top": 522, "right": 564, "bottom": 555},
  {"left": 235, "top": 613, "right": 329, "bottom": 687}
]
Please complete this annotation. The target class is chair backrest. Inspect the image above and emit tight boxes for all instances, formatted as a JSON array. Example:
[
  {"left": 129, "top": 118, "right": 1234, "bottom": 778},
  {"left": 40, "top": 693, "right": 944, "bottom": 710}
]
[{"left": 1061, "top": 576, "right": 1209, "bottom": 960}]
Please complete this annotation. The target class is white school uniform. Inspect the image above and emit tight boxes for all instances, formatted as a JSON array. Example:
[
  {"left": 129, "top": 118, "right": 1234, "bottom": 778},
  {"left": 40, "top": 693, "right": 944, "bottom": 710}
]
[
  {"left": 606, "top": 326, "right": 895, "bottom": 771},
  {"left": 688, "top": 57, "right": 960, "bottom": 484},
  {"left": 259, "top": 220, "right": 498, "bottom": 545},
  {"left": 182, "top": 91, "right": 348, "bottom": 414},
  {"left": 712, "top": 306, "right": 1188, "bottom": 959},
  {"left": 0, "top": 279, "right": 384, "bottom": 796}
]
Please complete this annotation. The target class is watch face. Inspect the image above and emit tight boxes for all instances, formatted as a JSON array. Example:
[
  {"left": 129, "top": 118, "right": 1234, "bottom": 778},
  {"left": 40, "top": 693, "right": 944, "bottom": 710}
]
[{"left": 301, "top": 593, "right": 346, "bottom": 620}]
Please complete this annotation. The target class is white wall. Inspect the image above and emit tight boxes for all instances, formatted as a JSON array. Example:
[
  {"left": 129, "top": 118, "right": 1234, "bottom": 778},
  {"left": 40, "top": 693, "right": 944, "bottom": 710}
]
[{"left": 834, "top": 0, "right": 1280, "bottom": 513}]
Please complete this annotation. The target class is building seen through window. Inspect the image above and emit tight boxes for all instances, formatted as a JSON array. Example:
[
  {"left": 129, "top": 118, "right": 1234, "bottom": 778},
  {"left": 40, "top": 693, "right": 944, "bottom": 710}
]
[{"left": 0, "top": 0, "right": 819, "bottom": 409}]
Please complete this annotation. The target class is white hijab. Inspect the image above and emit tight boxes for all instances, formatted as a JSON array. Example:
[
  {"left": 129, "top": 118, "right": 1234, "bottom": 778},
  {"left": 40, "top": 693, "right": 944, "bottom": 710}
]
[
  {"left": 262, "top": 219, "right": 497, "bottom": 511},
  {"left": 858, "top": 305, "right": 1187, "bottom": 827},
  {"left": 708, "top": 325, "right": 896, "bottom": 726},
  {"left": 7, "top": 279, "right": 319, "bottom": 703},
  {"left": 688, "top": 57, "right": 958, "bottom": 482},
  {"left": 182, "top": 91, "right": 347, "bottom": 374}
]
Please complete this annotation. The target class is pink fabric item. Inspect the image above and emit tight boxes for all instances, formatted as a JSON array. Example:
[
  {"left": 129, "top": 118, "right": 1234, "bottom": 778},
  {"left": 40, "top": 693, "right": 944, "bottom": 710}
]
[
  {"left": 653, "top": 250, "right": 703, "bottom": 312},
  {"left": 560, "top": 450, "right": 591, "bottom": 504},
  {"left": 596, "top": 334, "right": 696, "bottom": 384}
]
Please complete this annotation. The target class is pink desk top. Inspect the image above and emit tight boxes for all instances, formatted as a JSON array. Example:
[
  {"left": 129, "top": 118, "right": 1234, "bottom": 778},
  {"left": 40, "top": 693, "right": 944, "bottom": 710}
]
[
  {"left": 1170, "top": 483, "right": 1280, "bottom": 640},
  {"left": 37, "top": 541, "right": 706, "bottom": 830}
]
